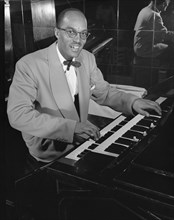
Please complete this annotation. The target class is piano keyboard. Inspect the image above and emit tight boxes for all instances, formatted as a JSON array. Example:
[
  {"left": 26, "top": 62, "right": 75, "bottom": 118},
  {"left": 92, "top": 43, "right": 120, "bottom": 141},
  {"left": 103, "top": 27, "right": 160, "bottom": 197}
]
[{"left": 66, "top": 97, "right": 167, "bottom": 161}]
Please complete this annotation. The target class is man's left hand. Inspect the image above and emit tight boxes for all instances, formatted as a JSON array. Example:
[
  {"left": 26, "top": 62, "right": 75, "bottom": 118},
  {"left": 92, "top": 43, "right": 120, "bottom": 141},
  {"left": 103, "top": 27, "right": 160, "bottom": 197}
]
[{"left": 132, "top": 98, "right": 162, "bottom": 117}]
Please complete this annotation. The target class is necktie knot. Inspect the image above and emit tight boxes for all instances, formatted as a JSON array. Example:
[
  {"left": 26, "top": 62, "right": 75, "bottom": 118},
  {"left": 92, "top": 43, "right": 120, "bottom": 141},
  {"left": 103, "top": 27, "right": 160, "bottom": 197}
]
[{"left": 63, "top": 60, "right": 81, "bottom": 71}]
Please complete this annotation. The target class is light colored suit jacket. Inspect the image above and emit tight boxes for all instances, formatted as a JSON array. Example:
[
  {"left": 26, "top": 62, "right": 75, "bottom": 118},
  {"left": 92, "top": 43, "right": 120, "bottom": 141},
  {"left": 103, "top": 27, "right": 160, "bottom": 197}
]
[{"left": 7, "top": 42, "right": 138, "bottom": 162}]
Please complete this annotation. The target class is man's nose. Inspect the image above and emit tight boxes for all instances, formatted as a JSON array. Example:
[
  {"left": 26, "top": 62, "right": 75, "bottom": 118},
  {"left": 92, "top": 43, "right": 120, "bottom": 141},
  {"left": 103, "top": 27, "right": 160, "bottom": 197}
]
[{"left": 74, "top": 33, "right": 81, "bottom": 42}]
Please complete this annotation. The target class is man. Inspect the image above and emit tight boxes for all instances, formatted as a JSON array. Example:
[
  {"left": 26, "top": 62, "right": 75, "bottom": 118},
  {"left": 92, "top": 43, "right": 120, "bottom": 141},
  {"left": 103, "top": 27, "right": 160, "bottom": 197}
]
[
  {"left": 7, "top": 8, "right": 161, "bottom": 164},
  {"left": 134, "top": 0, "right": 174, "bottom": 59}
]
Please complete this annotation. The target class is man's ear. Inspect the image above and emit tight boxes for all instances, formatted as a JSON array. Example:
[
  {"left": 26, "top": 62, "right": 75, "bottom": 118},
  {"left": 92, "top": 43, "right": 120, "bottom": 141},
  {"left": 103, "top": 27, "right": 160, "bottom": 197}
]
[{"left": 54, "top": 27, "right": 59, "bottom": 39}]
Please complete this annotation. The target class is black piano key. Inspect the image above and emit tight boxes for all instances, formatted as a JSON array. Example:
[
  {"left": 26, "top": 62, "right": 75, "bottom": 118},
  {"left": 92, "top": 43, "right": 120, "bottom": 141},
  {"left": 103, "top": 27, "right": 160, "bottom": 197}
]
[
  {"left": 95, "top": 131, "right": 113, "bottom": 144},
  {"left": 95, "top": 137, "right": 105, "bottom": 144},
  {"left": 119, "top": 120, "right": 128, "bottom": 126},
  {"left": 88, "top": 143, "right": 98, "bottom": 150},
  {"left": 144, "top": 115, "right": 160, "bottom": 122},
  {"left": 115, "top": 137, "right": 136, "bottom": 147},
  {"left": 122, "top": 130, "right": 143, "bottom": 140},
  {"left": 137, "top": 119, "right": 156, "bottom": 128},
  {"left": 77, "top": 149, "right": 90, "bottom": 158},
  {"left": 111, "top": 125, "right": 122, "bottom": 132},
  {"left": 145, "top": 109, "right": 161, "bottom": 116},
  {"left": 131, "top": 125, "right": 149, "bottom": 133},
  {"left": 104, "top": 131, "right": 114, "bottom": 138},
  {"left": 124, "top": 115, "right": 134, "bottom": 121},
  {"left": 105, "top": 143, "right": 127, "bottom": 154}
]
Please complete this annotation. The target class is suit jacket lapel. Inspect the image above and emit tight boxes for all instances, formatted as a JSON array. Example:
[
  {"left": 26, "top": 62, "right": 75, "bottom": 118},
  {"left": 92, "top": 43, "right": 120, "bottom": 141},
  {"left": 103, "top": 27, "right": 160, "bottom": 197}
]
[
  {"left": 76, "top": 58, "right": 90, "bottom": 122},
  {"left": 48, "top": 43, "right": 79, "bottom": 121}
]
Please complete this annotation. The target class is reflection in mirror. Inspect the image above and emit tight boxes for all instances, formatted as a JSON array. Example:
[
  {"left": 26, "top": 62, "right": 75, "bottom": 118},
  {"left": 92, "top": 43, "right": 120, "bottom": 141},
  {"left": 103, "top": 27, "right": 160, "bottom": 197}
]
[{"left": 133, "top": 0, "right": 174, "bottom": 88}]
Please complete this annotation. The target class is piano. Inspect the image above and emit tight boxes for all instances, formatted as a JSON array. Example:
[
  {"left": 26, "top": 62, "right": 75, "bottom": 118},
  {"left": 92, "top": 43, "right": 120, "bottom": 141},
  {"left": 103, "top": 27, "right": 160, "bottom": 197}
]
[{"left": 47, "top": 76, "right": 174, "bottom": 219}]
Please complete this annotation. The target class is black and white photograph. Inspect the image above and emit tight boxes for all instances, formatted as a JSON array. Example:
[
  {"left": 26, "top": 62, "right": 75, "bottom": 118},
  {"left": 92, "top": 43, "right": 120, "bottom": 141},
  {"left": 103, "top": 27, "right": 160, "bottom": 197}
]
[{"left": 4, "top": 0, "right": 174, "bottom": 219}]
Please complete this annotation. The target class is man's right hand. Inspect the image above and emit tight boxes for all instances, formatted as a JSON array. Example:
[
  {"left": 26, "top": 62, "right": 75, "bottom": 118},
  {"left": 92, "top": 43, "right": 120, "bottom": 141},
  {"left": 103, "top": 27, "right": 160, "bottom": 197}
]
[{"left": 73, "top": 121, "right": 100, "bottom": 144}]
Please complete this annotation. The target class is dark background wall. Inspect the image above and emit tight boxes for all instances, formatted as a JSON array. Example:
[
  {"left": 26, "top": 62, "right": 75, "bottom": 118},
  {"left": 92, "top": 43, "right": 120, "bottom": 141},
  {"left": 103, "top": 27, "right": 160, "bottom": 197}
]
[{"left": 5, "top": 0, "right": 174, "bottom": 97}]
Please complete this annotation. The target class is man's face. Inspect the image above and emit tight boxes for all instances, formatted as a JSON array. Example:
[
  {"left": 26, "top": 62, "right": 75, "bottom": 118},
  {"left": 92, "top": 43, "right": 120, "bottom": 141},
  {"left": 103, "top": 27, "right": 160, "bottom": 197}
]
[{"left": 55, "top": 11, "right": 88, "bottom": 60}]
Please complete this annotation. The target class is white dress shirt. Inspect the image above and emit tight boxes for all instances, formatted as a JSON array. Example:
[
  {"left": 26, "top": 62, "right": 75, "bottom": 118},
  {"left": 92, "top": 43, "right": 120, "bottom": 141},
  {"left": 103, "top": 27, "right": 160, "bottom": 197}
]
[{"left": 56, "top": 44, "right": 78, "bottom": 101}]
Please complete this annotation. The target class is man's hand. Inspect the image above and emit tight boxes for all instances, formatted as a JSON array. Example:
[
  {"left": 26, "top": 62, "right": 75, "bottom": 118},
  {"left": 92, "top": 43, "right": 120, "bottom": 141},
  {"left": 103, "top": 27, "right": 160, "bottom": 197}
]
[
  {"left": 74, "top": 121, "right": 100, "bottom": 144},
  {"left": 132, "top": 98, "right": 162, "bottom": 117}
]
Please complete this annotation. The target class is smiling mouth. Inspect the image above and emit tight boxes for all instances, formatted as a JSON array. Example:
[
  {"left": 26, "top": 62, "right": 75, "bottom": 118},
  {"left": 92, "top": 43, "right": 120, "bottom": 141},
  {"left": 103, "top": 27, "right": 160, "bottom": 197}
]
[{"left": 70, "top": 45, "right": 81, "bottom": 52}]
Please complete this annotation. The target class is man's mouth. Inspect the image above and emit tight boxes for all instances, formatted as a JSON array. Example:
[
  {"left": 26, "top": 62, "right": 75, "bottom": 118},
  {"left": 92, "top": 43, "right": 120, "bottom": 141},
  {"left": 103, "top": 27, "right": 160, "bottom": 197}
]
[{"left": 70, "top": 44, "right": 81, "bottom": 52}]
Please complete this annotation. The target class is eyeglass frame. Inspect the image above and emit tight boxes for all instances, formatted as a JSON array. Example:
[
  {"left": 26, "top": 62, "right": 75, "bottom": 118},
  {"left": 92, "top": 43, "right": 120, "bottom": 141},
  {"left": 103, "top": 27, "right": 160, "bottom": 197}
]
[{"left": 57, "top": 27, "right": 91, "bottom": 40}]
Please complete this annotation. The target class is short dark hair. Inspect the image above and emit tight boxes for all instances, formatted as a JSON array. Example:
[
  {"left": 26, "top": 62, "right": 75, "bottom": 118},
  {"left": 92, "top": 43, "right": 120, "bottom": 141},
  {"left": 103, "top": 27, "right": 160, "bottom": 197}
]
[{"left": 57, "top": 8, "right": 85, "bottom": 27}]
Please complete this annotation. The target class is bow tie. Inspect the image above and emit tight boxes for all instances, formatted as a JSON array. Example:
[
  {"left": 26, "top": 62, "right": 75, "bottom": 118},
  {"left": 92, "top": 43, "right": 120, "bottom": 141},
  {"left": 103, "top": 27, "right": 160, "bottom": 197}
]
[{"left": 63, "top": 60, "right": 81, "bottom": 71}]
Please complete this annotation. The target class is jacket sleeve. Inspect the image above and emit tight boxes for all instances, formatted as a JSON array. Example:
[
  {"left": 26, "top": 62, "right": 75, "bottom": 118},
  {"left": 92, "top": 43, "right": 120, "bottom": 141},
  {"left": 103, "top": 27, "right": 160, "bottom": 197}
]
[
  {"left": 154, "top": 12, "right": 174, "bottom": 43},
  {"left": 7, "top": 59, "right": 76, "bottom": 143},
  {"left": 89, "top": 54, "right": 139, "bottom": 116}
]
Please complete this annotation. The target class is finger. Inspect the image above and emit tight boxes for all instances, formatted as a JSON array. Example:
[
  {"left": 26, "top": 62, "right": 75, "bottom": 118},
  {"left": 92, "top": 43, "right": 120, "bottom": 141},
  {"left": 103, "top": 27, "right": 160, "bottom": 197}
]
[
  {"left": 154, "top": 103, "right": 162, "bottom": 115},
  {"left": 92, "top": 127, "right": 100, "bottom": 140},
  {"left": 83, "top": 129, "right": 94, "bottom": 138},
  {"left": 89, "top": 129, "right": 99, "bottom": 141},
  {"left": 153, "top": 106, "right": 162, "bottom": 115},
  {"left": 86, "top": 123, "right": 100, "bottom": 139},
  {"left": 96, "top": 128, "right": 100, "bottom": 139},
  {"left": 147, "top": 102, "right": 162, "bottom": 115},
  {"left": 138, "top": 108, "right": 150, "bottom": 117},
  {"left": 86, "top": 127, "right": 100, "bottom": 141}
]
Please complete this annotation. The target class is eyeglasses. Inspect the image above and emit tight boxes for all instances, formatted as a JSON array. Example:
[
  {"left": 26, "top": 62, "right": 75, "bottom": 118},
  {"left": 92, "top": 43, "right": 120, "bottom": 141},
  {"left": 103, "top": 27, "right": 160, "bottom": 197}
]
[{"left": 58, "top": 27, "right": 90, "bottom": 40}]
